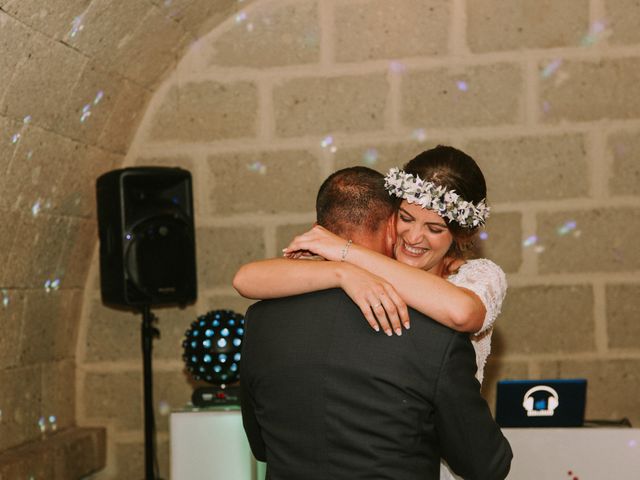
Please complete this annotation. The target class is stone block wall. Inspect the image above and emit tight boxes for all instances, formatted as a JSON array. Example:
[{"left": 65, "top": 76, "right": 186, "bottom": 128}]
[
  {"left": 71, "top": 0, "right": 638, "bottom": 477},
  {"left": 0, "top": 0, "right": 252, "bottom": 477}
]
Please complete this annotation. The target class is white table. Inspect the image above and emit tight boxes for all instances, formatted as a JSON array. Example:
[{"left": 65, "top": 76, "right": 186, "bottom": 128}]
[
  {"left": 170, "top": 406, "right": 266, "bottom": 480},
  {"left": 170, "top": 409, "right": 639, "bottom": 479},
  {"left": 503, "top": 428, "right": 640, "bottom": 479}
]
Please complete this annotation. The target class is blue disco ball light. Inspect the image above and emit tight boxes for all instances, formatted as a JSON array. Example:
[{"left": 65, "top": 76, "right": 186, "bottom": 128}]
[{"left": 182, "top": 309, "right": 245, "bottom": 386}]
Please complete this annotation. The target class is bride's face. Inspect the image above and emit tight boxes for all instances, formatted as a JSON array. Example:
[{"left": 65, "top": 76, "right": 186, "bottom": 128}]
[{"left": 393, "top": 201, "right": 453, "bottom": 273}]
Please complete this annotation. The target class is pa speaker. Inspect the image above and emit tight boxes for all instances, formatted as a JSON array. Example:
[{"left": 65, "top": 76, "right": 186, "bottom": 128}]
[{"left": 96, "top": 167, "right": 197, "bottom": 307}]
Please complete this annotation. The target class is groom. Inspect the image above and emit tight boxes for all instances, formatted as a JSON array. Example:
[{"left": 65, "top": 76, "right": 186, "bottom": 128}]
[{"left": 239, "top": 166, "right": 512, "bottom": 480}]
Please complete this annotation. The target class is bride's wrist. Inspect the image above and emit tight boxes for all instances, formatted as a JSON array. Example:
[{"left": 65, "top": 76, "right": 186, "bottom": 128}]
[{"left": 335, "top": 262, "right": 354, "bottom": 287}]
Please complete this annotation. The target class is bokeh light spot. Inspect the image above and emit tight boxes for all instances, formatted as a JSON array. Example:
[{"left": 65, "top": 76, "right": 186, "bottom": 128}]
[
  {"left": 523, "top": 235, "right": 538, "bottom": 247},
  {"left": 247, "top": 162, "right": 267, "bottom": 175},
  {"left": 541, "top": 59, "right": 563, "bottom": 78},
  {"left": 363, "top": 148, "right": 379, "bottom": 166},
  {"left": 412, "top": 128, "right": 427, "bottom": 142}
]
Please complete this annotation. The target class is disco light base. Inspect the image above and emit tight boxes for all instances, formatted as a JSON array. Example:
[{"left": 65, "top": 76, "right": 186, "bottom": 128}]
[{"left": 192, "top": 385, "right": 240, "bottom": 407}]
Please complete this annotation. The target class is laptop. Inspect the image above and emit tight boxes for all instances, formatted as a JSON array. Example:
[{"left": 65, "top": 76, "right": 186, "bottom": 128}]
[{"left": 495, "top": 378, "right": 587, "bottom": 428}]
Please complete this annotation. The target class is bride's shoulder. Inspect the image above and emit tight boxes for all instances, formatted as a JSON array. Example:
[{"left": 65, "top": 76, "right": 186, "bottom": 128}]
[{"left": 445, "top": 258, "right": 505, "bottom": 278}]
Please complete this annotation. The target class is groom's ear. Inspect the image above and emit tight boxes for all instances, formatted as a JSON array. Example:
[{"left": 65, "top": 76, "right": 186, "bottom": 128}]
[{"left": 384, "top": 214, "right": 397, "bottom": 257}]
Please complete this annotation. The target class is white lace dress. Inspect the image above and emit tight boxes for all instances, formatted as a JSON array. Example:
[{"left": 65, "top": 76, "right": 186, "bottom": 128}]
[{"left": 439, "top": 258, "right": 508, "bottom": 480}]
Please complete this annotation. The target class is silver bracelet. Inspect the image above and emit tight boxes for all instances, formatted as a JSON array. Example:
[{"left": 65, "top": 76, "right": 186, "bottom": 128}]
[{"left": 340, "top": 239, "right": 353, "bottom": 261}]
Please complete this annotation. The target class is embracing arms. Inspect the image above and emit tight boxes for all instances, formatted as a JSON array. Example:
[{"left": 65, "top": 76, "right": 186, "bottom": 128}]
[
  {"left": 233, "top": 258, "right": 409, "bottom": 335},
  {"left": 233, "top": 226, "right": 495, "bottom": 335},
  {"left": 282, "top": 226, "right": 487, "bottom": 333}
]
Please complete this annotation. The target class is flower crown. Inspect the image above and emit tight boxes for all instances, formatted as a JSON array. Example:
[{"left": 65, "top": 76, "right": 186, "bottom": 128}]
[{"left": 384, "top": 168, "right": 490, "bottom": 228}]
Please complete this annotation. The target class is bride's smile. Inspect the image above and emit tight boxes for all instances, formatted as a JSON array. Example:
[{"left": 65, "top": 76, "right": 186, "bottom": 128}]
[{"left": 393, "top": 201, "right": 454, "bottom": 274}]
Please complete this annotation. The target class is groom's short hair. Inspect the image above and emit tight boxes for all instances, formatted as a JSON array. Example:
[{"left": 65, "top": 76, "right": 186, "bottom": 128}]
[{"left": 316, "top": 166, "right": 397, "bottom": 237}]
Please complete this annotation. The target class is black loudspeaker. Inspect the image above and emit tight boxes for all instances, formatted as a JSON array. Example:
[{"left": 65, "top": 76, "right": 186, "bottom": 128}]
[{"left": 96, "top": 167, "right": 197, "bottom": 307}]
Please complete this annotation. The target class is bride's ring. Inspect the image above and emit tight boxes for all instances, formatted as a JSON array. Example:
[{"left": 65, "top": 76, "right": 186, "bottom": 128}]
[{"left": 372, "top": 302, "right": 382, "bottom": 309}]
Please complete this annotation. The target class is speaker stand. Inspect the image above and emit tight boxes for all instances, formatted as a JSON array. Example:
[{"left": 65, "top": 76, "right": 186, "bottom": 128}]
[{"left": 141, "top": 305, "right": 160, "bottom": 480}]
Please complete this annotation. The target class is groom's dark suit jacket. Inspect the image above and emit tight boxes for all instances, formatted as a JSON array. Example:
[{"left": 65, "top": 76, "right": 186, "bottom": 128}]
[{"left": 240, "top": 289, "right": 512, "bottom": 480}]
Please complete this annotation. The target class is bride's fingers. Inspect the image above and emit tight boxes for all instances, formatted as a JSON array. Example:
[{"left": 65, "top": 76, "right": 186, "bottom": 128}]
[
  {"left": 382, "top": 285, "right": 410, "bottom": 331},
  {"left": 378, "top": 291, "right": 402, "bottom": 336},
  {"left": 356, "top": 299, "right": 381, "bottom": 333},
  {"left": 369, "top": 297, "right": 393, "bottom": 336}
]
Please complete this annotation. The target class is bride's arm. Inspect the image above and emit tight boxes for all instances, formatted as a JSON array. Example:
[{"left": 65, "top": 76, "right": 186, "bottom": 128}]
[
  {"left": 232, "top": 258, "right": 409, "bottom": 335},
  {"left": 284, "top": 226, "right": 486, "bottom": 333},
  {"left": 233, "top": 258, "right": 341, "bottom": 299}
]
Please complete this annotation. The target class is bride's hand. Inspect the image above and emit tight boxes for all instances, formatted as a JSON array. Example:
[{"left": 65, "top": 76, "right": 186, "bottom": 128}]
[
  {"left": 282, "top": 225, "right": 348, "bottom": 262},
  {"left": 338, "top": 263, "right": 409, "bottom": 336}
]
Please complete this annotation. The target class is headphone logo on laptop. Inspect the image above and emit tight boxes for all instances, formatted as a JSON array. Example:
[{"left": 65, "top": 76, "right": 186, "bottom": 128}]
[{"left": 522, "top": 385, "right": 559, "bottom": 417}]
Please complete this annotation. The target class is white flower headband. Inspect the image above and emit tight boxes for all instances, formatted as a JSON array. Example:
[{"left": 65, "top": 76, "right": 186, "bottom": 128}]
[{"left": 384, "top": 167, "right": 490, "bottom": 228}]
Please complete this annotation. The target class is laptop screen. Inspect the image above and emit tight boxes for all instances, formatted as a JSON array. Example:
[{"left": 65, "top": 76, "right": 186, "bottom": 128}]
[{"left": 495, "top": 379, "right": 587, "bottom": 428}]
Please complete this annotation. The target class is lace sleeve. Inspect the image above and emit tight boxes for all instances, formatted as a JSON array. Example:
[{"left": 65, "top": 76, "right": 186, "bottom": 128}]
[{"left": 447, "top": 258, "right": 507, "bottom": 335}]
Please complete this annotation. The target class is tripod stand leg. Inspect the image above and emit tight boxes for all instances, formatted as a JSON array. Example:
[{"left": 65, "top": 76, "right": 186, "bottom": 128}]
[{"left": 142, "top": 305, "right": 158, "bottom": 480}]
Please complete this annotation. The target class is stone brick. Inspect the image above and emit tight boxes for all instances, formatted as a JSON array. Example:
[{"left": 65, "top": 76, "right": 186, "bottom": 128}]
[
  {"left": 57, "top": 218, "right": 98, "bottom": 288},
  {"left": 170, "top": 0, "right": 239, "bottom": 37},
  {"left": 1, "top": 33, "right": 87, "bottom": 132},
  {"left": 333, "top": 141, "right": 441, "bottom": 173},
  {"left": 276, "top": 223, "right": 314, "bottom": 253},
  {"left": 99, "top": 80, "right": 150, "bottom": 154},
  {"left": 64, "top": 0, "right": 152, "bottom": 58},
  {"left": 335, "top": 0, "right": 448, "bottom": 62},
  {"left": 2, "top": 0, "right": 93, "bottom": 40},
  {"left": 0, "top": 116, "right": 22, "bottom": 181},
  {"left": 0, "top": 126, "right": 76, "bottom": 215},
  {"left": 477, "top": 212, "right": 522, "bottom": 274},
  {"left": 209, "top": 0, "right": 319, "bottom": 68},
  {"left": 196, "top": 226, "right": 265, "bottom": 288},
  {"left": 274, "top": 74, "right": 388, "bottom": 137},
  {"left": 51, "top": 290, "right": 83, "bottom": 360},
  {"left": 149, "top": 81, "right": 258, "bottom": 142},
  {"left": 0, "top": 209, "right": 20, "bottom": 284},
  {"left": 52, "top": 427, "right": 107, "bottom": 479},
  {"left": 606, "top": 0, "right": 640, "bottom": 45},
  {"left": 467, "top": 0, "right": 589, "bottom": 52},
  {"left": 0, "top": 364, "right": 43, "bottom": 450},
  {"left": 0, "top": 448, "right": 54, "bottom": 480},
  {"left": 134, "top": 155, "right": 194, "bottom": 171},
  {"left": 56, "top": 62, "right": 122, "bottom": 145},
  {"left": 606, "top": 284, "right": 640, "bottom": 350},
  {"left": 20, "top": 290, "right": 82, "bottom": 365},
  {"left": 0, "top": 12, "right": 34, "bottom": 103},
  {"left": 540, "top": 58, "right": 640, "bottom": 123},
  {"left": 206, "top": 294, "right": 257, "bottom": 318},
  {"left": 608, "top": 130, "right": 640, "bottom": 196},
  {"left": 0, "top": 289, "right": 25, "bottom": 369},
  {"left": 41, "top": 360, "right": 75, "bottom": 433},
  {"left": 60, "top": 145, "right": 118, "bottom": 219},
  {"left": 154, "top": 371, "right": 193, "bottom": 432},
  {"left": 112, "top": 439, "right": 169, "bottom": 480},
  {"left": 498, "top": 285, "right": 595, "bottom": 354},
  {"left": 5, "top": 213, "right": 68, "bottom": 287},
  {"left": 402, "top": 64, "right": 523, "bottom": 128},
  {"left": 538, "top": 359, "right": 640, "bottom": 426},
  {"left": 106, "top": 6, "right": 188, "bottom": 87},
  {"left": 480, "top": 358, "right": 529, "bottom": 413},
  {"left": 466, "top": 134, "right": 589, "bottom": 203},
  {"left": 83, "top": 371, "right": 142, "bottom": 429},
  {"left": 0, "top": 427, "right": 105, "bottom": 479},
  {"left": 85, "top": 299, "right": 141, "bottom": 362},
  {"left": 207, "top": 150, "right": 320, "bottom": 214},
  {"left": 152, "top": 303, "right": 199, "bottom": 361},
  {"left": 537, "top": 208, "right": 640, "bottom": 273}
]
